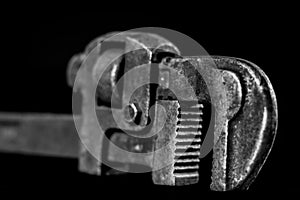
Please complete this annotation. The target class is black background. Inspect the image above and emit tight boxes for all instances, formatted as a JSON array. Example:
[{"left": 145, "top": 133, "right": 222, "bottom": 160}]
[{"left": 0, "top": 8, "right": 296, "bottom": 195}]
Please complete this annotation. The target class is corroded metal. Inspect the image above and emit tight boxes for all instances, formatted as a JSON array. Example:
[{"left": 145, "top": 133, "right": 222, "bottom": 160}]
[{"left": 0, "top": 31, "right": 277, "bottom": 191}]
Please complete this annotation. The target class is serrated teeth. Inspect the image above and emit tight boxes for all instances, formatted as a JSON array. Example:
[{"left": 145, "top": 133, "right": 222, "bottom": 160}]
[
  {"left": 180, "top": 111, "right": 203, "bottom": 115},
  {"left": 173, "top": 172, "right": 199, "bottom": 178},
  {"left": 176, "top": 124, "right": 202, "bottom": 129},
  {"left": 174, "top": 158, "right": 200, "bottom": 163},
  {"left": 172, "top": 101, "right": 203, "bottom": 183},
  {"left": 175, "top": 138, "right": 201, "bottom": 143},
  {"left": 174, "top": 165, "right": 199, "bottom": 170},
  {"left": 175, "top": 152, "right": 201, "bottom": 156},
  {"left": 175, "top": 144, "right": 201, "bottom": 149},
  {"left": 177, "top": 118, "right": 202, "bottom": 122},
  {"left": 191, "top": 104, "right": 204, "bottom": 108},
  {"left": 176, "top": 131, "right": 202, "bottom": 136}
]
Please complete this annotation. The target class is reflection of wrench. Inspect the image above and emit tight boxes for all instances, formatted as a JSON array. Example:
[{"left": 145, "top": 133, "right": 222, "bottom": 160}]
[{"left": 0, "top": 31, "right": 277, "bottom": 191}]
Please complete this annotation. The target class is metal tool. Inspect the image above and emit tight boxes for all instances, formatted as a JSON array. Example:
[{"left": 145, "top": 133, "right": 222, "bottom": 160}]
[{"left": 0, "top": 31, "right": 278, "bottom": 191}]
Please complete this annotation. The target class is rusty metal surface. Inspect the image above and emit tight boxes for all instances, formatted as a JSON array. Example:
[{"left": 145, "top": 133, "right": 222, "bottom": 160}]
[
  {"left": 0, "top": 30, "right": 278, "bottom": 191},
  {"left": 65, "top": 31, "right": 278, "bottom": 190}
]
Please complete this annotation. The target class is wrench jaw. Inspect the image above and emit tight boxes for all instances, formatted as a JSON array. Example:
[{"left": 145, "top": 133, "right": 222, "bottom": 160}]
[
  {"left": 0, "top": 31, "right": 278, "bottom": 191},
  {"left": 210, "top": 57, "right": 278, "bottom": 191},
  {"left": 151, "top": 57, "right": 213, "bottom": 186},
  {"left": 210, "top": 62, "right": 243, "bottom": 191},
  {"left": 66, "top": 32, "right": 277, "bottom": 190},
  {"left": 151, "top": 101, "right": 178, "bottom": 186}
]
